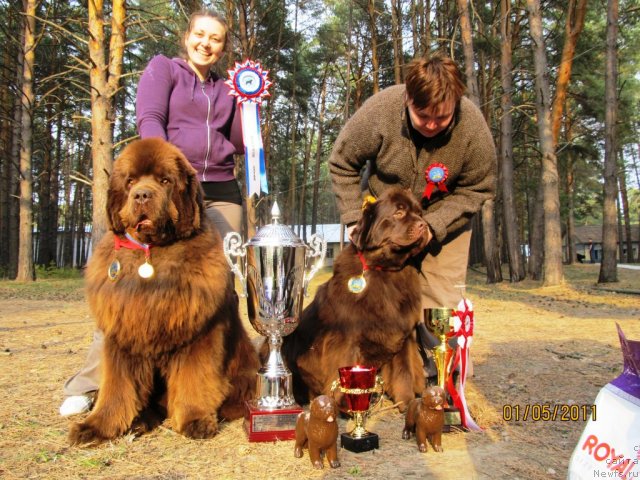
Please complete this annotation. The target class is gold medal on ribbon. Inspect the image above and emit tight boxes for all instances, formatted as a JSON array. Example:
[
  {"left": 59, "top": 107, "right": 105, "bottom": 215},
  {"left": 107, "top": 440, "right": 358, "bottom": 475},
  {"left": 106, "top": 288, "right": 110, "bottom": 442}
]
[
  {"left": 347, "top": 274, "right": 367, "bottom": 294},
  {"left": 108, "top": 259, "right": 121, "bottom": 281},
  {"left": 138, "top": 261, "right": 154, "bottom": 279}
]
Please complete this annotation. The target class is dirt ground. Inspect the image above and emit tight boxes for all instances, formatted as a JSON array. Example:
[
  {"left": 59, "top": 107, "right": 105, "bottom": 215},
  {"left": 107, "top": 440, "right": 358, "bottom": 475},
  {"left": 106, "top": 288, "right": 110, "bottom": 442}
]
[{"left": 0, "top": 264, "right": 639, "bottom": 480}]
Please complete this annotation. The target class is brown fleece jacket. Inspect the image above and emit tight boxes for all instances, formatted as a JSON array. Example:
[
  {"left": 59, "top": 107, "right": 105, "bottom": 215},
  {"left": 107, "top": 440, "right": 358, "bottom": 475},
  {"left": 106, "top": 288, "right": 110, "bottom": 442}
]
[{"left": 329, "top": 84, "right": 497, "bottom": 243}]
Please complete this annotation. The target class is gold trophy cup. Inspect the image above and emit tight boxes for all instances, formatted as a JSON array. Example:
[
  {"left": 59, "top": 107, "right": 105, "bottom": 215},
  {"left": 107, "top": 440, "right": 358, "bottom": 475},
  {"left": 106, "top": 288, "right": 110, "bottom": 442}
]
[{"left": 427, "top": 308, "right": 462, "bottom": 432}]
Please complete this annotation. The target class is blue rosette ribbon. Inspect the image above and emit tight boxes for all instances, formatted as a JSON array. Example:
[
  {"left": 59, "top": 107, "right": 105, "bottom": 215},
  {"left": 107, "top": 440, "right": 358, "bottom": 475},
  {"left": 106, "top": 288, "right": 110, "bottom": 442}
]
[{"left": 226, "top": 60, "right": 272, "bottom": 198}]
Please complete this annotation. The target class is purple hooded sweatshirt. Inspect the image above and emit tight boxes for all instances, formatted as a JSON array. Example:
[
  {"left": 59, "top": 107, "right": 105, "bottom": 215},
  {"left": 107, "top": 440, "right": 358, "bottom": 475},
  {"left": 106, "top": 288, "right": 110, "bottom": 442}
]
[{"left": 136, "top": 55, "right": 244, "bottom": 183}]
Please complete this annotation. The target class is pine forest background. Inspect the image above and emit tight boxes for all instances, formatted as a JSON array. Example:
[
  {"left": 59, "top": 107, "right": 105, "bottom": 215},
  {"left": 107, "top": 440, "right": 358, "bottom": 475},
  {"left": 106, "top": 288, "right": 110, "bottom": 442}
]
[{"left": 0, "top": 0, "right": 639, "bottom": 286}]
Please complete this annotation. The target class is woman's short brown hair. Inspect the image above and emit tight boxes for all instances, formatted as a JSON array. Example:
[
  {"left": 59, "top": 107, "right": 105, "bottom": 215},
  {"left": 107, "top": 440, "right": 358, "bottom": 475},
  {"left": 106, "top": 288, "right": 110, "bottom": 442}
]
[{"left": 404, "top": 53, "right": 465, "bottom": 110}]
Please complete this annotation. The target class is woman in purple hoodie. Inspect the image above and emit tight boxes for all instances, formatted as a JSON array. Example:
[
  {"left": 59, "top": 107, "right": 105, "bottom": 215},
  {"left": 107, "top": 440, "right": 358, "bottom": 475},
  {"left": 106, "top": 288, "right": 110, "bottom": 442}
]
[{"left": 59, "top": 9, "right": 244, "bottom": 417}]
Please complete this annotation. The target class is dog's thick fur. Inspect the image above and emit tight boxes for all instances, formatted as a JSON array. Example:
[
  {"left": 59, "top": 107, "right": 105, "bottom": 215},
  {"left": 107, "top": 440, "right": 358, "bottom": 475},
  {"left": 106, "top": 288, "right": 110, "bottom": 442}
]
[
  {"left": 281, "top": 187, "right": 429, "bottom": 411},
  {"left": 69, "top": 138, "right": 259, "bottom": 445}
]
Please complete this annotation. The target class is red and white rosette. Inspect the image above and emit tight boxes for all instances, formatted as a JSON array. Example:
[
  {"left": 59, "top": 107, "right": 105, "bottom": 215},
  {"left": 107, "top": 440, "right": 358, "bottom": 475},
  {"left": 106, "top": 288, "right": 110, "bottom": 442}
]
[
  {"left": 422, "top": 162, "right": 449, "bottom": 200},
  {"left": 446, "top": 298, "right": 482, "bottom": 431},
  {"left": 226, "top": 59, "right": 271, "bottom": 197}
]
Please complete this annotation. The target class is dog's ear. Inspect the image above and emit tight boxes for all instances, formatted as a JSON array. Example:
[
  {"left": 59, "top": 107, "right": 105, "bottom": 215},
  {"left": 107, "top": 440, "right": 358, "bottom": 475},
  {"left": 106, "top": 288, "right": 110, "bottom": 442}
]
[
  {"left": 351, "top": 197, "right": 377, "bottom": 251},
  {"left": 173, "top": 152, "right": 203, "bottom": 238},
  {"left": 106, "top": 165, "right": 126, "bottom": 234}
]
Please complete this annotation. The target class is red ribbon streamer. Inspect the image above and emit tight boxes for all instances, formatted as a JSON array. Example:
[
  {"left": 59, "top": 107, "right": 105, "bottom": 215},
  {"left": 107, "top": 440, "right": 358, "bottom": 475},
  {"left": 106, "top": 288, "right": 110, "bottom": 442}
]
[{"left": 446, "top": 298, "right": 482, "bottom": 431}]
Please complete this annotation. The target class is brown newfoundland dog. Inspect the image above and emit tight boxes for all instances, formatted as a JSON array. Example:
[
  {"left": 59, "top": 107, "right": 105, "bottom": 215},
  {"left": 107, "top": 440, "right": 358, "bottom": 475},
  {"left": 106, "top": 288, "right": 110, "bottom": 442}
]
[
  {"left": 69, "top": 138, "right": 259, "bottom": 445},
  {"left": 281, "top": 187, "right": 430, "bottom": 411}
]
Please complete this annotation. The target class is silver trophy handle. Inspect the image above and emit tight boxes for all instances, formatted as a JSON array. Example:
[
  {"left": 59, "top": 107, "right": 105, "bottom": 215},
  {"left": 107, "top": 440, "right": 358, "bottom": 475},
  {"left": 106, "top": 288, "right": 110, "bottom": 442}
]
[
  {"left": 223, "top": 232, "right": 248, "bottom": 298},
  {"left": 303, "top": 234, "right": 327, "bottom": 296}
]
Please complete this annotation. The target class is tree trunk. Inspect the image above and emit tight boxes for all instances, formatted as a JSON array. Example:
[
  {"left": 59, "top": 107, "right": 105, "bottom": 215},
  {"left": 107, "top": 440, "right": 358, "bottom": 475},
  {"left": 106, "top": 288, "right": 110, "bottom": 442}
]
[
  {"left": 424, "top": 0, "right": 431, "bottom": 53},
  {"left": 297, "top": 118, "right": 315, "bottom": 239},
  {"left": 526, "top": 0, "right": 564, "bottom": 286},
  {"left": 565, "top": 115, "right": 577, "bottom": 264},
  {"left": 499, "top": 0, "right": 525, "bottom": 282},
  {"left": 368, "top": 0, "right": 380, "bottom": 94},
  {"left": 343, "top": 2, "right": 353, "bottom": 122},
  {"left": 617, "top": 152, "right": 633, "bottom": 263},
  {"left": 527, "top": 180, "right": 544, "bottom": 279},
  {"left": 311, "top": 70, "right": 328, "bottom": 234},
  {"left": 16, "top": 0, "right": 36, "bottom": 282},
  {"left": 598, "top": 0, "right": 618, "bottom": 283},
  {"left": 457, "top": 0, "right": 500, "bottom": 282},
  {"left": 410, "top": 0, "right": 420, "bottom": 55},
  {"left": 550, "top": 0, "right": 587, "bottom": 149},
  {"left": 88, "top": 0, "right": 126, "bottom": 247},
  {"left": 286, "top": 0, "right": 299, "bottom": 224},
  {"left": 237, "top": 0, "right": 257, "bottom": 57},
  {"left": 0, "top": 10, "right": 19, "bottom": 275},
  {"left": 37, "top": 103, "right": 56, "bottom": 267},
  {"left": 391, "top": 0, "right": 403, "bottom": 84},
  {"left": 456, "top": 0, "right": 479, "bottom": 103}
]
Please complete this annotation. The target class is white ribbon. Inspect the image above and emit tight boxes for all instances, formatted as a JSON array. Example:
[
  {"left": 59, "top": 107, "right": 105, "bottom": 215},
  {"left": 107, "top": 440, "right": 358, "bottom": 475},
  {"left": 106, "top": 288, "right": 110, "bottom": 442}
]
[{"left": 240, "top": 101, "right": 267, "bottom": 197}]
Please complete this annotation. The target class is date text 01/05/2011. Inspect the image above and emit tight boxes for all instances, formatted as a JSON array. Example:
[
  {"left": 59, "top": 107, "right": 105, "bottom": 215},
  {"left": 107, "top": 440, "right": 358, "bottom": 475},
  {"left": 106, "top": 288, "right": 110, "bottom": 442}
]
[{"left": 502, "top": 404, "right": 596, "bottom": 422}]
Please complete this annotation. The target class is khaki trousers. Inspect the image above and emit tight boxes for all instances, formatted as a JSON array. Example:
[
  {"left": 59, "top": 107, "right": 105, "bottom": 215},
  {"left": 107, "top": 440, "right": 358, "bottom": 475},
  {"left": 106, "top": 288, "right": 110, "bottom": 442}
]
[{"left": 420, "top": 225, "right": 472, "bottom": 309}]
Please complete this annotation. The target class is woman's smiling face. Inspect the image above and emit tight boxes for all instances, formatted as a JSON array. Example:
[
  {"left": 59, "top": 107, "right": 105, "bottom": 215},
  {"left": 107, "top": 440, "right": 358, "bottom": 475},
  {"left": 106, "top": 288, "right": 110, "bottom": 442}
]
[{"left": 184, "top": 16, "right": 226, "bottom": 79}]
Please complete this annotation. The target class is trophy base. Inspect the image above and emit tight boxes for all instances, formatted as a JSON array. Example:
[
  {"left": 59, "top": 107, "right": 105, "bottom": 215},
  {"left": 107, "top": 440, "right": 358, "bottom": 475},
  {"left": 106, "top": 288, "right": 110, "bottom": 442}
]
[
  {"left": 340, "top": 431, "right": 379, "bottom": 453},
  {"left": 443, "top": 406, "right": 463, "bottom": 433},
  {"left": 244, "top": 400, "right": 303, "bottom": 442}
]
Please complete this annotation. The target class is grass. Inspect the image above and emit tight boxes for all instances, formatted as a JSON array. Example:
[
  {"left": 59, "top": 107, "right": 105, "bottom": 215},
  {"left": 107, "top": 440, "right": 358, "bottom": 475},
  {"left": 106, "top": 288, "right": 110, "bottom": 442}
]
[{"left": 1, "top": 262, "right": 637, "bottom": 303}]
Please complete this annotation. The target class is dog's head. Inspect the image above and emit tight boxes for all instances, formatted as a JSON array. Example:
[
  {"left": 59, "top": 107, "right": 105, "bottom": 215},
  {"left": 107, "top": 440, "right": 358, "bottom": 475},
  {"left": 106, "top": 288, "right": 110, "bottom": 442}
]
[
  {"left": 107, "top": 138, "right": 204, "bottom": 245},
  {"left": 309, "top": 395, "right": 337, "bottom": 423},
  {"left": 351, "top": 187, "right": 429, "bottom": 267},
  {"left": 421, "top": 386, "right": 445, "bottom": 411}
]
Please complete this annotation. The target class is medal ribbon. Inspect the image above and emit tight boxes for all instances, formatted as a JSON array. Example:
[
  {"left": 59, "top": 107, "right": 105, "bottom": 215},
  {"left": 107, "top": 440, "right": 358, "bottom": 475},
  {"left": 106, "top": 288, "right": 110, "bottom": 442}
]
[
  {"left": 422, "top": 163, "right": 449, "bottom": 200},
  {"left": 356, "top": 251, "right": 383, "bottom": 272},
  {"left": 446, "top": 298, "right": 482, "bottom": 431},
  {"left": 114, "top": 233, "right": 152, "bottom": 262},
  {"left": 226, "top": 60, "right": 271, "bottom": 198}
]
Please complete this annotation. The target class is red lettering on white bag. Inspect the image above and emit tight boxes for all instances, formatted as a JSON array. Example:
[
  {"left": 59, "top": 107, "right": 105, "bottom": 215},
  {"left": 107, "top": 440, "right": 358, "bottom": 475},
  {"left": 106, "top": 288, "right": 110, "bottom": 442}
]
[{"left": 582, "top": 434, "right": 638, "bottom": 479}]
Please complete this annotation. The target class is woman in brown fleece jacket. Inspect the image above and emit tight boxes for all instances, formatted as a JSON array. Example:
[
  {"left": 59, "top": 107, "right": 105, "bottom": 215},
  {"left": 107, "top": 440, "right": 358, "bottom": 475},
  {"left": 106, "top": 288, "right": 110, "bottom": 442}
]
[{"left": 329, "top": 53, "right": 497, "bottom": 314}]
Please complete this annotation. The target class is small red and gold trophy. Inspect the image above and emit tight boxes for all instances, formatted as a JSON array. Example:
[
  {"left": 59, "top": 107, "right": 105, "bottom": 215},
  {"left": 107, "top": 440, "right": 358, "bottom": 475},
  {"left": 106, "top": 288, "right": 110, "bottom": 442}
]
[{"left": 331, "top": 366, "right": 383, "bottom": 452}]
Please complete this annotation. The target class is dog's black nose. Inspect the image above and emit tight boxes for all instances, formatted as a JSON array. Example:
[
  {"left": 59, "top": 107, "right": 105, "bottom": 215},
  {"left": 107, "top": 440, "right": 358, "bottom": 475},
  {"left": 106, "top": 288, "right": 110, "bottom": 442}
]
[{"left": 133, "top": 188, "right": 153, "bottom": 204}]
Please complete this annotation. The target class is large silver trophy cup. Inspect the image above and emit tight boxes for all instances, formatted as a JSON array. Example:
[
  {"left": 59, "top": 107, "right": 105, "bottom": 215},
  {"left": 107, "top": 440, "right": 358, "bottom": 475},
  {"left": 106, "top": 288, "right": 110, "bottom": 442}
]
[{"left": 223, "top": 203, "right": 326, "bottom": 442}]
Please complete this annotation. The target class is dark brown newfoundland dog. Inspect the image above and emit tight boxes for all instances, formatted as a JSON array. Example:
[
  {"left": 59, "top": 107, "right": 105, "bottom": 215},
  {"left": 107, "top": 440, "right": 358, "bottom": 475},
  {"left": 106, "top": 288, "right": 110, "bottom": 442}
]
[
  {"left": 281, "top": 187, "right": 430, "bottom": 411},
  {"left": 69, "top": 138, "right": 259, "bottom": 445}
]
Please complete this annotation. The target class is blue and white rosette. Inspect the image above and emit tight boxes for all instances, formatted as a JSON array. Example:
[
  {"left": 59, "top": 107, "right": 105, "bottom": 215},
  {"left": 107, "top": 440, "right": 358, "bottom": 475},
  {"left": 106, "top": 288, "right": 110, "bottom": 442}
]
[{"left": 226, "top": 60, "right": 271, "bottom": 198}]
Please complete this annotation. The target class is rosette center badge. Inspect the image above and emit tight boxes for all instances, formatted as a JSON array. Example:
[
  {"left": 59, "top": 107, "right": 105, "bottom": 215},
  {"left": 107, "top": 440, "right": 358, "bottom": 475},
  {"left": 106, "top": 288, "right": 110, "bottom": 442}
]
[{"left": 227, "top": 60, "right": 271, "bottom": 103}]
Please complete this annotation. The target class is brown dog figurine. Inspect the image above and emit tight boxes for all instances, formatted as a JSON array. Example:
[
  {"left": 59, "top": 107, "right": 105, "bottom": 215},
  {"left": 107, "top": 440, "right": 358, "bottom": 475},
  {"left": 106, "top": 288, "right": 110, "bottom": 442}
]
[
  {"left": 294, "top": 395, "right": 340, "bottom": 469},
  {"left": 402, "top": 386, "right": 445, "bottom": 453}
]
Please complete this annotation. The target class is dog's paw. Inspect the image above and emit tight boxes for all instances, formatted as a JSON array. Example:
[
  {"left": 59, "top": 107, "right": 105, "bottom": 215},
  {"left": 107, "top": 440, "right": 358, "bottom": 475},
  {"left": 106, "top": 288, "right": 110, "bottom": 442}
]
[
  {"left": 329, "top": 459, "right": 341, "bottom": 469},
  {"left": 181, "top": 414, "right": 218, "bottom": 439},
  {"left": 433, "top": 444, "right": 443, "bottom": 453},
  {"left": 402, "top": 428, "right": 411, "bottom": 440},
  {"left": 68, "top": 422, "right": 109, "bottom": 447},
  {"left": 131, "top": 408, "right": 165, "bottom": 435},
  {"left": 418, "top": 442, "right": 427, "bottom": 453},
  {"left": 294, "top": 446, "right": 304, "bottom": 458}
]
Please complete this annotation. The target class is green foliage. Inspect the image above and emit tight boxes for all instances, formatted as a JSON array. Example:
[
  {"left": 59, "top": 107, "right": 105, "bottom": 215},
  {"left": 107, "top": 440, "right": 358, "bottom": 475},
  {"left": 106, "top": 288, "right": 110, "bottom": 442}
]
[{"left": 34, "top": 265, "right": 83, "bottom": 279}]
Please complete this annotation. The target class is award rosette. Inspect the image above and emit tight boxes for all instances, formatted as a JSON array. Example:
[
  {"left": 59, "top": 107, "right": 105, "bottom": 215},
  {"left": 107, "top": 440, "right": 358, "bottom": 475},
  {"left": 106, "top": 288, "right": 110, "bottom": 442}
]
[
  {"left": 422, "top": 163, "right": 449, "bottom": 200},
  {"left": 226, "top": 59, "right": 271, "bottom": 198},
  {"left": 447, "top": 298, "right": 482, "bottom": 431}
]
